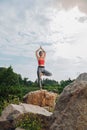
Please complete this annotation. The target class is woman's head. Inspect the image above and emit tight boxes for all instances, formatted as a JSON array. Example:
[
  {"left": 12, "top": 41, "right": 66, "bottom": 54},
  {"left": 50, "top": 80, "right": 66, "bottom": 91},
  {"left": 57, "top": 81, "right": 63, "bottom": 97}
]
[{"left": 39, "top": 51, "right": 43, "bottom": 57}]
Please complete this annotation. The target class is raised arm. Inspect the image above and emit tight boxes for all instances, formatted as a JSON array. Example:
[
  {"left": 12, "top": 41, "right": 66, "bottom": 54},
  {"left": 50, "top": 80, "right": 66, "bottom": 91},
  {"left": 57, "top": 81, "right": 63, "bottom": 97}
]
[
  {"left": 40, "top": 46, "right": 46, "bottom": 58},
  {"left": 35, "top": 47, "right": 40, "bottom": 59}
]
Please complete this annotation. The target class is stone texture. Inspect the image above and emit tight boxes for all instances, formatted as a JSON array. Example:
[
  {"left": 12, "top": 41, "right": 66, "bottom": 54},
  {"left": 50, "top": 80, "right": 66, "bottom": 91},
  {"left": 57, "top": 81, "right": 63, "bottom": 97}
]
[
  {"left": 15, "top": 128, "right": 25, "bottom": 130},
  {"left": 76, "top": 72, "right": 87, "bottom": 81},
  {"left": 23, "top": 90, "right": 58, "bottom": 109},
  {"left": 50, "top": 73, "right": 87, "bottom": 130},
  {"left": 0, "top": 120, "right": 15, "bottom": 130},
  {"left": 0, "top": 103, "right": 52, "bottom": 121},
  {"left": 0, "top": 103, "right": 52, "bottom": 130}
]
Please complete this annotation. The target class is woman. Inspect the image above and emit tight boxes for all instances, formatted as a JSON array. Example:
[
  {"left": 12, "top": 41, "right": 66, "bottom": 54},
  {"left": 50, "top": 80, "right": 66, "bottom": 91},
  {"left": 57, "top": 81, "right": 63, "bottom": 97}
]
[{"left": 36, "top": 46, "right": 52, "bottom": 89}]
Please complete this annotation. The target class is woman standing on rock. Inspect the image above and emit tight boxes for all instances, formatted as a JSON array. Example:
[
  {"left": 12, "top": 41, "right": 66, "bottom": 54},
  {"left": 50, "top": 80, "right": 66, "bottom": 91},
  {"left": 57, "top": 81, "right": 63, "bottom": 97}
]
[{"left": 36, "top": 46, "right": 52, "bottom": 89}]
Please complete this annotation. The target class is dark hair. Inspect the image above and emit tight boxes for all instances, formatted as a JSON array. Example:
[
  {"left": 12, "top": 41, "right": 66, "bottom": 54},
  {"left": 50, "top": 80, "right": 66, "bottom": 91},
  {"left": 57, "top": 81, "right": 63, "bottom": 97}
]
[{"left": 39, "top": 51, "right": 43, "bottom": 56}]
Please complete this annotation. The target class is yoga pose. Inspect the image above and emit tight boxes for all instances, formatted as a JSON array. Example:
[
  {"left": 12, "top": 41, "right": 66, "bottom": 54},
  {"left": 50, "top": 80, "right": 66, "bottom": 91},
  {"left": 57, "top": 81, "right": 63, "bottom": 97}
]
[{"left": 36, "top": 46, "right": 52, "bottom": 89}]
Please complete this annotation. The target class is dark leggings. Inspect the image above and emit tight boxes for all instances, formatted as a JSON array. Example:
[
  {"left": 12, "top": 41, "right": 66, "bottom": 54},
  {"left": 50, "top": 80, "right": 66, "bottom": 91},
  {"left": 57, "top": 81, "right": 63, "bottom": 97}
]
[{"left": 37, "top": 66, "right": 52, "bottom": 88}]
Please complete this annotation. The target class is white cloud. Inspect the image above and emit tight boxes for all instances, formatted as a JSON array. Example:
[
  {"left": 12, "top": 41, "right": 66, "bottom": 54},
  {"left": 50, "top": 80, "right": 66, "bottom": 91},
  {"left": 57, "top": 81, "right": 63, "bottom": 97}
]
[
  {"left": 53, "top": 0, "right": 87, "bottom": 14},
  {"left": 0, "top": 0, "right": 87, "bottom": 81}
]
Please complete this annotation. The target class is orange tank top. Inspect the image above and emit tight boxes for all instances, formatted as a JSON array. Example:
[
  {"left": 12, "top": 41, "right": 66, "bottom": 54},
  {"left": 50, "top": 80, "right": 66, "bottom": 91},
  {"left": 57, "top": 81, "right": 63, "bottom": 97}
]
[{"left": 38, "top": 58, "right": 45, "bottom": 66}]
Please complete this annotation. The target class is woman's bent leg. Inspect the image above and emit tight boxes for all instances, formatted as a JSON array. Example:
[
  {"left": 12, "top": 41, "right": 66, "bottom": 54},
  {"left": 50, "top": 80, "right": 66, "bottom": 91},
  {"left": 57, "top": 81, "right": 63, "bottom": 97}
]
[{"left": 43, "top": 69, "right": 52, "bottom": 76}]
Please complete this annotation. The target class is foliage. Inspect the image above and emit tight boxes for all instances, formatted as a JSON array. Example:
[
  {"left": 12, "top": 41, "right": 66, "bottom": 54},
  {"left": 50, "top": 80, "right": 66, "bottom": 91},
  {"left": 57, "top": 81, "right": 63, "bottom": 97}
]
[
  {"left": 0, "top": 66, "right": 20, "bottom": 86},
  {"left": 43, "top": 78, "right": 58, "bottom": 86},
  {"left": 58, "top": 78, "right": 74, "bottom": 93},
  {"left": 0, "top": 85, "right": 39, "bottom": 115},
  {"left": 16, "top": 113, "right": 42, "bottom": 130},
  {"left": 0, "top": 95, "right": 20, "bottom": 115},
  {"left": 0, "top": 66, "right": 74, "bottom": 115},
  {"left": 42, "top": 78, "right": 74, "bottom": 93}
]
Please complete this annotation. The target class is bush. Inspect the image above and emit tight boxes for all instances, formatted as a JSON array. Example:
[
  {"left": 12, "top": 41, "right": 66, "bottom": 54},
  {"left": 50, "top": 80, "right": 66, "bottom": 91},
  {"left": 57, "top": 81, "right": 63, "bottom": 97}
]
[
  {"left": 0, "top": 95, "right": 20, "bottom": 115},
  {"left": 16, "top": 113, "right": 42, "bottom": 130}
]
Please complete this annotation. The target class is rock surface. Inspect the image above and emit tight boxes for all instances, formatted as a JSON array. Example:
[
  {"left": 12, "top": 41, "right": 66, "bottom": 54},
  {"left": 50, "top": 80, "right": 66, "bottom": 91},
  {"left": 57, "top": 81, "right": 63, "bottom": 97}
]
[
  {"left": 15, "top": 128, "right": 25, "bottom": 130},
  {"left": 0, "top": 89, "right": 57, "bottom": 130},
  {"left": 0, "top": 103, "right": 52, "bottom": 130},
  {"left": 76, "top": 72, "right": 87, "bottom": 81},
  {"left": 23, "top": 90, "right": 57, "bottom": 109},
  {"left": 50, "top": 73, "right": 87, "bottom": 130},
  {"left": 0, "top": 103, "right": 52, "bottom": 121}
]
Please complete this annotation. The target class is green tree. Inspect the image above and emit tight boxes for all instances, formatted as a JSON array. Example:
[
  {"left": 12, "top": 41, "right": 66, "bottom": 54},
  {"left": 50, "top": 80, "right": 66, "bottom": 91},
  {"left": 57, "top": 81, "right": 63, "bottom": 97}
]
[
  {"left": 0, "top": 66, "right": 20, "bottom": 86},
  {"left": 58, "top": 78, "right": 74, "bottom": 94}
]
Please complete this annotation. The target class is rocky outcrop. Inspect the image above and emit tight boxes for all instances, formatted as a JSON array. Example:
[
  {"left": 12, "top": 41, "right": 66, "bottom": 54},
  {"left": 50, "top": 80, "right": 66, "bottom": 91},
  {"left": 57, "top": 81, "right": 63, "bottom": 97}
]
[
  {"left": 76, "top": 72, "right": 87, "bottom": 81},
  {"left": 50, "top": 73, "right": 87, "bottom": 130},
  {"left": 0, "top": 103, "right": 52, "bottom": 130},
  {"left": 0, "top": 103, "right": 52, "bottom": 121},
  {"left": 1, "top": 73, "right": 87, "bottom": 130},
  {"left": 23, "top": 90, "right": 58, "bottom": 110},
  {"left": 0, "top": 89, "right": 57, "bottom": 130}
]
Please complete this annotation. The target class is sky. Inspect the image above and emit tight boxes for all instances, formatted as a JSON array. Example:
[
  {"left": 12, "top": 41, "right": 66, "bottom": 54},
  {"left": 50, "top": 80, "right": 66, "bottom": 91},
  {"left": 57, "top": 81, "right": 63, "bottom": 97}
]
[{"left": 0, "top": 0, "right": 87, "bottom": 81}]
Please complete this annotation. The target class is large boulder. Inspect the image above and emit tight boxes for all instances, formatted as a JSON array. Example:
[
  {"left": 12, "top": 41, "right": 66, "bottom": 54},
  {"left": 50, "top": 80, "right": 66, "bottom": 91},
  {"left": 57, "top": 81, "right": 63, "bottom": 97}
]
[
  {"left": 50, "top": 73, "right": 87, "bottom": 130},
  {"left": 0, "top": 103, "right": 52, "bottom": 121},
  {"left": 23, "top": 90, "right": 58, "bottom": 110},
  {"left": 0, "top": 103, "right": 52, "bottom": 130}
]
